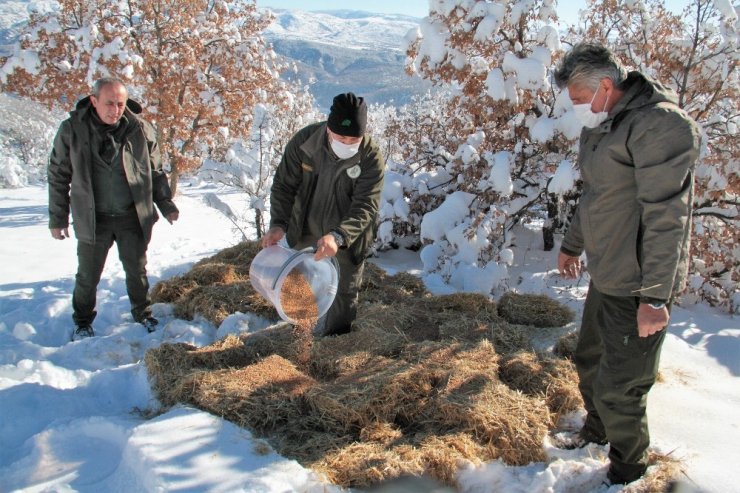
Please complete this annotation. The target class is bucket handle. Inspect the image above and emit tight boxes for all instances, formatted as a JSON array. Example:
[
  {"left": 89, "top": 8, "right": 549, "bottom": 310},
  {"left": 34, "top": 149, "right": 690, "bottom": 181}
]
[{"left": 271, "top": 247, "right": 340, "bottom": 291}]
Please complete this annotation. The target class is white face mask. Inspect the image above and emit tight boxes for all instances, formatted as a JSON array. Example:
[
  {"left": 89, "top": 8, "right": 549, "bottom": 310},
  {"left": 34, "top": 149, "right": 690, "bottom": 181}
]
[
  {"left": 572, "top": 87, "right": 610, "bottom": 128},
  {"left": 330, "top": 138, "right": 361, "bottom": 160}
]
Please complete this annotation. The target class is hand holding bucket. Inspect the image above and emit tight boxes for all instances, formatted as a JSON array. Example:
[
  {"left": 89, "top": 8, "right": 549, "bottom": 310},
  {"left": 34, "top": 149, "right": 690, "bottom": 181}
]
[{"left": 249, "top": 245, "right": 339, "bottom": 324}]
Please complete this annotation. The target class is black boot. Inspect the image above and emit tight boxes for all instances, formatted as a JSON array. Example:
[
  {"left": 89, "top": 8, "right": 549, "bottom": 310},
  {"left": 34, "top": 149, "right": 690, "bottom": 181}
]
[
  {"left": 71, "top": 324, "right": 95, "bottom": 341},
  {"left": 139, "top": 316, "right": 159, "bottom": 333}
]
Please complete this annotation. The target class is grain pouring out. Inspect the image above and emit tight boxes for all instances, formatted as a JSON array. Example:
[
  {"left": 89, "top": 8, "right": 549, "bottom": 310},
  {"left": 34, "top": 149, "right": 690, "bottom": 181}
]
[{"left": 279, "top": 268, "right": 320, "bottom": 366}]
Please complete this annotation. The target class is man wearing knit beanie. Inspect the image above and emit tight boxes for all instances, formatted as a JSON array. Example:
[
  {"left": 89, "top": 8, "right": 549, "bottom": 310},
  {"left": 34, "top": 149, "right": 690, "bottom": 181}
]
[{"left": 262, "top": 92, "right": 385, "bottom": 337}]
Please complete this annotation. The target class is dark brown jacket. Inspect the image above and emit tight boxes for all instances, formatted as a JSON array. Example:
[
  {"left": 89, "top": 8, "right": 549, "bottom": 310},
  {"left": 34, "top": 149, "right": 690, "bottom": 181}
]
[
  {"left": 561, "top": 72, "right": 701, "bottom": 301},
  {"left": 269, "top": 122, "right": 385, "bottom": 264},
  {"left": 48, "top": 96, "right": 178, "bottom": 244}
]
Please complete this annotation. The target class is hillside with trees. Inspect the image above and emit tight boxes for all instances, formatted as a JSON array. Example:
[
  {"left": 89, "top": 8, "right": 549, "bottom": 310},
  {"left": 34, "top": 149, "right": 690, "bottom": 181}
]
[{"left": 1, "top": 0, "right": 737, "bottom": 310}]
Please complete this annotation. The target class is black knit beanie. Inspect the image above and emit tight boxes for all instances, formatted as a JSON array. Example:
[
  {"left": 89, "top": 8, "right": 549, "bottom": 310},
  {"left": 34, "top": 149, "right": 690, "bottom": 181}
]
[{"left": 327, "top": 92, "right": 367, "bottom": 137}]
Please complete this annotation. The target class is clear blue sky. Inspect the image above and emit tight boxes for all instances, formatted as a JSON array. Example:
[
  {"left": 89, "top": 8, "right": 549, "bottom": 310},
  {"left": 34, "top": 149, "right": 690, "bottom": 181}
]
[{"left": 257, "top": 0, "right": 693, "bottom": 25}]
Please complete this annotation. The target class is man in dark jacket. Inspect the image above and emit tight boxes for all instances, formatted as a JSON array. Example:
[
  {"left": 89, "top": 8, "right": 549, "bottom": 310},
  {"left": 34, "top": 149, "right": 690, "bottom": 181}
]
[
  {"left": 48, "top": 77, "right": 179, "bottom": 341},
  {"left": 261, "top": 92, "right": 385, "bottom": 336},
  {"left": 554, "top": 44, "right": 701, "bottom": 485}
]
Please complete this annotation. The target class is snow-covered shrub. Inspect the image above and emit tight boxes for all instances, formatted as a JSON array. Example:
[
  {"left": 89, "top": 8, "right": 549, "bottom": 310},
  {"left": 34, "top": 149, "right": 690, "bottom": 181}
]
[
  {"left": 369, "top": 1, "right": 577, "bottom": 295},
  {"left": 0, "top": 93, "right": 62, "bottom": 187},
  {"left": 199, "top": 90, "right": 320, "bottom": 237}
]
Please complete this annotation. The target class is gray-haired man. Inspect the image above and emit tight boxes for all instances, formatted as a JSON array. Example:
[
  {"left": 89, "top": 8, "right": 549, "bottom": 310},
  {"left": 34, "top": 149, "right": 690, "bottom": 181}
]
[
  {"left": 49, "top": 78, "right": 179, "bottom": 340},
  {"left": 554, "top": 43, "right": 700, "bottom": 484}
]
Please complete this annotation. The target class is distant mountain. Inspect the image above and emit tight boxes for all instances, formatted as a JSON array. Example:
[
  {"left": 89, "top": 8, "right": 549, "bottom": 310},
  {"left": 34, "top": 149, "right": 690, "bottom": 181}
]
[
  {"left": 263, "top": 9, "right": 432, "bottom": 111},
  {"left": 0, "top": 4, "right": 432, "bottom": 111},
  {"left": 265, "top": 9, "right": 420, "bottom": 51}
]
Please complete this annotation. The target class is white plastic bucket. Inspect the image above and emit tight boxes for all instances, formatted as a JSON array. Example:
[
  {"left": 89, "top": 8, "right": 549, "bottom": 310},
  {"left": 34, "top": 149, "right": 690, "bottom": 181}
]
[{"left": 249, "top": 245, "right": 339, "bottom": 323}]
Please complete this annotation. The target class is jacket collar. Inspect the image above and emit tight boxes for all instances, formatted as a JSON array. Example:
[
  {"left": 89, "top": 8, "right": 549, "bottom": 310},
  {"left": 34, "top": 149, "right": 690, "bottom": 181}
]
[{"left": 589, "top": 71, "right": 678, "bottom": 134}]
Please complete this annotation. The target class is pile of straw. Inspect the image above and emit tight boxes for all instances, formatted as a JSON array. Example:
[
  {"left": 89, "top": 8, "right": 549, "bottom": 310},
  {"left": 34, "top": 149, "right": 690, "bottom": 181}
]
[
  {"left": 151, "top": 241, "right": 274, "bottom": 325},
  {"left": 497, "top": 291, "right": 575, "bottom": 327},
  {"left": 145, "top": 247, "right": 676, "bottom": 490}
]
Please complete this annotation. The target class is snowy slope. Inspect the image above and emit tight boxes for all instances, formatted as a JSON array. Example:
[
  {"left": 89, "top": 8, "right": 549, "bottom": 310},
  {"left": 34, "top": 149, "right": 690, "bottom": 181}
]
[
  {"left": 1, "top": 184, "right": 738, "bottom": 493},
  {"left": 0, "top": 0, "right": 55, "bottom": 50},
  {"left": 264, "top": 9, "right": 420, "bottom": 51}
]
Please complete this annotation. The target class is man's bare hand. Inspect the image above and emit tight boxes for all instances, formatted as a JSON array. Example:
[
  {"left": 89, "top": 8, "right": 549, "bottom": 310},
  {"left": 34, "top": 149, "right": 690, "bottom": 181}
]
[
  {"left": 637, "top": 303, "right": 669, "bottom": 337},
  {"left": 558, "top": 251, "right": 582, "bottom": 279},
  {"left": 261, "top": 226, "right": 285, "bottom": 248},
  {"left": 314, "top": 234, "right": 339, "bottom": 261},
  {"left": 51, "top": 227, "right": 70, "bottom": 240}
]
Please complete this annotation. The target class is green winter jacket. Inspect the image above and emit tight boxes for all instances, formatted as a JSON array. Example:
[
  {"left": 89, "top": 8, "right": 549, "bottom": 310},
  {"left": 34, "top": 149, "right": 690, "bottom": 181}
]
[
  {"left": 48, "top": 96, "right": 178, "bottom": 244},
  {"left": 561, "top": 72, "right": 701, "bottom": 302},
  {"left": 269, "top": 122, "right": 385, "bottom": 264}
]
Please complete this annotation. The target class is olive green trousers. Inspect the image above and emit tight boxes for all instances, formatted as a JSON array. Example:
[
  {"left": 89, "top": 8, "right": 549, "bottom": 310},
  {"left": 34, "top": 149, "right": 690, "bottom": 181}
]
[{"left": 574, "top": 282, "right": 668, "bottom": 483}]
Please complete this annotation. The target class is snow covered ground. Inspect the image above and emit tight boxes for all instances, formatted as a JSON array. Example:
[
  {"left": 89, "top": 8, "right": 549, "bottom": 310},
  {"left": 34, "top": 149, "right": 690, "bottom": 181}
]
[{"left": 0, "top": 184, "right": 738, "bottom": 492}]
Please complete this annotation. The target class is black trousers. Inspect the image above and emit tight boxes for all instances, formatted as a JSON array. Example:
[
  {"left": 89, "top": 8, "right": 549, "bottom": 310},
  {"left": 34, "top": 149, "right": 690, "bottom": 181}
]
[
  {"left": 574, "top": 282, "right": 668, "bottom": 482},
  {"left": 72, "top": 214, "right": 151, "bottom": 326}
]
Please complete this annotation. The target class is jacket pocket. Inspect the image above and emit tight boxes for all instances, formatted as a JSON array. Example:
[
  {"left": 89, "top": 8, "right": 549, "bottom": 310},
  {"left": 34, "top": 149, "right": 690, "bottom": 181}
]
[{"left": 587, "top": 209, "right": 642, "bottom": 291}]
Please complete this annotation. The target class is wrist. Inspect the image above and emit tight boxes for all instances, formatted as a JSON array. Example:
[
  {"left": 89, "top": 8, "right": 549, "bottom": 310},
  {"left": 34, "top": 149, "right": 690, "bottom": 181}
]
[
  {"left": 560, "top": 246, "right": 581, "bottom": 258},
  {"left": 330, "top": 230, "right": 345, "bottom": 247},
  {"left": 640, "top": 296, "right": 667, "bottom": 310}
]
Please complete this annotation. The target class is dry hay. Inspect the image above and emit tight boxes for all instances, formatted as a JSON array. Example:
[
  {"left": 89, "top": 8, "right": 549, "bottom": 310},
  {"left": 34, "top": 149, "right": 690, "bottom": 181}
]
[
  {"left": 151, "top": 241, "right": 272, "bottom": 324},
  {"left": 623, "top": 452, "right": 685, "bottom": 493},
  {"left": 426, "top": 292, "right": 499, "bottom": 321},
  {"left": 359, "top": 263, "right": 428, "bottom": 305},
  {"left": 554, "top": 330, "right": 579, "bottom": 359},
  {"left": 310, "top": 333, "right": 404, "bottom": 380},
  {"left": 316, "top": 442, "right": 424, "bottom": 487},
  {"left": 144, "top": 327, "right": 305, "bottom": 403},
  {"left": 147, "top": 331, "right": 556, "bottom": 488},
  {"left": 145, "top": 342, "right": 202, "bottom": 406},
  {"left": 173, "top": 281, "right": 275, "bottom": 326},
  {"left": 415, "top": 433, "right": 486, "bottom": 485},
  {"left": 150, "top": 278, "right": 198, "bottom": 304},
  {"left": 188, "top": 354, "right": 315, "bottom": 433},
  {"left": 497, "top": 292, "right": 575, "bottom": 327},
  {"left": 354, "top": 301, "right": 441, "bottom": 343},
  {"left": 145, "top": 247, "right": 677, "bottom": 491},
  {"left": 498, "top": 350, "right": 583, "bottom": 421},
  {"left": 193, "top": 240, "right": 261, "bottom": 277},
  {"left": 186, "top": 262, "right": 239, "bottom": 285},
  {"left": 296, "top": 342, "right": 549, "bottom": 487},
  {"left": 423, "top": 340, "right": 550, "bottom": 466},
  {"left": 359, "top": 261, "right": 389, "bottom": 291}
]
